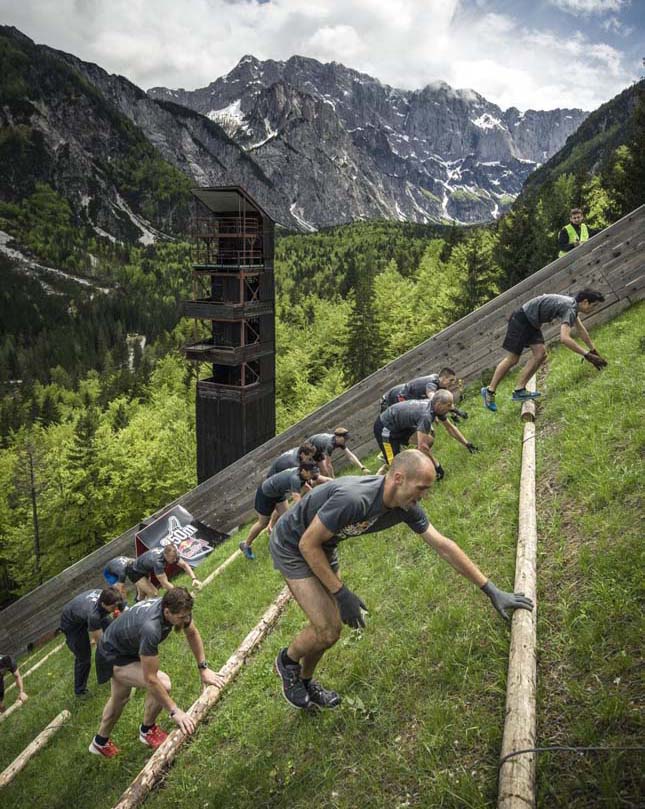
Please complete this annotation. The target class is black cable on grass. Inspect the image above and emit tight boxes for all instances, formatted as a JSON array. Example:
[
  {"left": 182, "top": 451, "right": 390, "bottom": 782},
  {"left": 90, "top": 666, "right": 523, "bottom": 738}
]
[{"left": 498, "top": 744, "right": 645, "bottom": 772}]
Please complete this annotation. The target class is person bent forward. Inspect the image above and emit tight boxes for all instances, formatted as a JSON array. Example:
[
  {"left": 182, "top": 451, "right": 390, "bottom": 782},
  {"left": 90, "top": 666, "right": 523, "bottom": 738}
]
[
  {"left": 270, "top": 450, "right": 533, "bottom": 710},
  {"left": 481, "top": 289, "right": 607, "bottom": 411},
  {"left": 90, "top": 587, "right": 224, "bottom": 758},
  {"left": 239, "top": 461, "right": 323, "bottom": 560}
]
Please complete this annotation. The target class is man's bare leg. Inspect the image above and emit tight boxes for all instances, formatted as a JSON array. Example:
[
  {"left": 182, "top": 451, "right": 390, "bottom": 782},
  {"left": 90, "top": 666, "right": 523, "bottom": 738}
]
[
  {"left": 243, "top": 515, "right": 270, "bottom": 548},
  {"left": 516, "top": 343, "right": 546, "bottom": 389},
  {"left": 488, "top": 352, "right": 520, "bottom": 392},
  {"left": 136, "top": 578, "right": 158, "bottom": 600},
  {"left": 285, "top": 576, "right": 342, "bottom": 678}
]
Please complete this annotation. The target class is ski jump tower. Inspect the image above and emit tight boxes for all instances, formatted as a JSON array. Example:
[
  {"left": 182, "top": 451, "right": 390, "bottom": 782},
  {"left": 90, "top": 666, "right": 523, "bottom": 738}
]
[{"left": 184, "top": 187, "right": 276, "bottom": 483}]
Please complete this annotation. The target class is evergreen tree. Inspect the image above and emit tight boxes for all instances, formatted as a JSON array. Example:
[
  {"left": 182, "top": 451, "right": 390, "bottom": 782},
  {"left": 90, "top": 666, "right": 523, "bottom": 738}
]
[{"left": 344, "top": 264, "right": 381, "bottom": 385}]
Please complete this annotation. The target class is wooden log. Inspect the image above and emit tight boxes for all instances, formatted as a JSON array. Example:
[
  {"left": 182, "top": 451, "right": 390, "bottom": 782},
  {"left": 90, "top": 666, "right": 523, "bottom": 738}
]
[
  {"left": 112, "top": 586, "right": 292, "bottom": 809},
  {"left": 5, "top": 642, "right": 65, "bottom": 694},
  {"left": 198, "top": 548, "right": 242, "bottom": 590},
  {"left": 0, "top": 695, "right": 27, "bottom": 725},
  {"left": 498, "top": 375, "right": 538, "bottom": 809},
  {"left": 0, "top": 709, "right": 70, "bottom": 787}
]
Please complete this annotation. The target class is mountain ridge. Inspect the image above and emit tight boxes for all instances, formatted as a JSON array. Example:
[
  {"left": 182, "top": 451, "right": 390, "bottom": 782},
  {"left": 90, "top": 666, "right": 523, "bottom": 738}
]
[{"left": 149, "top": 53, "right": 588, "bottom": 224}]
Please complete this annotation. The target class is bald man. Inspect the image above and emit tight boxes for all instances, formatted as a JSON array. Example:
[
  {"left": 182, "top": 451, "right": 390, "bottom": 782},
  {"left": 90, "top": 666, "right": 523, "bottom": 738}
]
[
  {"left": 270, "top": 450, "right": 533, "bottom": 710},
  {"left": 374, "top": 389, "right": 478, "bottom": 477}
]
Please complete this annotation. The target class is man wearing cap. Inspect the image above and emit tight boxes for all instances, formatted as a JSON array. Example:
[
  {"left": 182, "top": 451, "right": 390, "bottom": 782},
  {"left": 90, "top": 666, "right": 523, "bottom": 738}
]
[
  {"left": 270, "top": 450, "right": 533, "bottom": 710},
  {"left": 307, "top": 428, "right": 369, "bottom": 478}
]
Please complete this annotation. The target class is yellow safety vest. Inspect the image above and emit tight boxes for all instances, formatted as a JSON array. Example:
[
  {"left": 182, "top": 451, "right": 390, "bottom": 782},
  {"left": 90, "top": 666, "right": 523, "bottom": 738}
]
[{"left": 559, "top": 222, "right": 589, "bottom": 257}]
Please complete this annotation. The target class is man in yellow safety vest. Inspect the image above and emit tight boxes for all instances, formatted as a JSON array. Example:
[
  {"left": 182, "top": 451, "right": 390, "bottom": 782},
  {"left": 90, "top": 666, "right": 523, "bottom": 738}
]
[{"left": 558, "top": 208, "right": 599, "bottom": 257}]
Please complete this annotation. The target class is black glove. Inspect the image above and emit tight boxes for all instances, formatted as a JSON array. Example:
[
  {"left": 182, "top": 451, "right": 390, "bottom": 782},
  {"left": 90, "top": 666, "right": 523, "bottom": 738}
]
[
  {"left": 434, "top": 463, "right": 445, "bottom": 480},
  {"left": 333, "top": 585, "right": 368, "bottom": 628},
  {"left": 450, "top": 408, "right": 468, "bottom": 424},
  {"left": 465, "top": 442, "right": 479, "bottom": 454},
  {"left": 584, "top": 351, "right": 607, "bottom": 370},
  {"left": 481, "top": 580, "right": 534, "bottom": 621}
]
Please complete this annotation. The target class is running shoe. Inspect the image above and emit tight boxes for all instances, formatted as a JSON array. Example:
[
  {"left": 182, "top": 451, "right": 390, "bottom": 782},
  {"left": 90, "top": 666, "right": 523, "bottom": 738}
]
[
  {"left": 481, "top": 386, "right": 497, "bottom": 412},
  {"left": 307, "top": 680, "right": 342, "bottom": 709},
  {"left": 274, "top": 649, "right": 310, "bottom": 709},
  {"left": 139, "top": 724, "right": 169, "bottom": 749},
  {"left": 239, "top": 541, "right": 256, "bottom": 560},
  {"left": 89, "top": 737, "right": 120, "bottom": 758},
  {"left": 511, "top": 388, "right": 541, "bottom": 401}
]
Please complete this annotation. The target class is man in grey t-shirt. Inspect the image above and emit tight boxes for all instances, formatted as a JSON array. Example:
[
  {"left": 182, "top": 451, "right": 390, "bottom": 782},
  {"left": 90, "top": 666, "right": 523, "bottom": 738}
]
[
  {"left": 307, "top": 427, "right": 370, "bottom": 478},
  {"left": 380, "top": 367, "right": 458, "bottom": 411},
  {"left": 239, "top": 462, "right": 323, "bottom": 560},
  {"left": 130, "top": 544, "right": 203, "bottom": 600},
  {"left": 271, "top": 450, "right": 533, "bottom": 711},
  {"left": 374, "top": 390, "right": 478, "bottom": 478},
  {"left": 90, "top": 588, "right": 225, "bottom": 759},
  {"left": 266, "top": 442, "right": 318, "bottom": 478},
  {"left": 60, "top": 587, "right": 123, "bottom": 696},
  {"left": 481, "top": 289, "right": 607, "bottom": 411}
]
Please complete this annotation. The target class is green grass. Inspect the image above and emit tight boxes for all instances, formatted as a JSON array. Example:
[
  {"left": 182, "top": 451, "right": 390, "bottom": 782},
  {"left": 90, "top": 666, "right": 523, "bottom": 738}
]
[{"left": 1, "top": 303, "right": 642, "bottom": 808}]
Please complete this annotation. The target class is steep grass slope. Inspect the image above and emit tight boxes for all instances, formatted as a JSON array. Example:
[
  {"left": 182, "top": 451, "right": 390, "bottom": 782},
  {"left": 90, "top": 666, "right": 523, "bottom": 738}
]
[{"left": 0, "top": 303, "right": 642, "bottom": 808}]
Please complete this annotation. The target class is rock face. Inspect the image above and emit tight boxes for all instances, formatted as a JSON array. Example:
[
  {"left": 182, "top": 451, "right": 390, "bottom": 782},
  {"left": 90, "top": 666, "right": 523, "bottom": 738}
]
[{"left": 149, "top": 55, "right": 588, "bottom": 225}]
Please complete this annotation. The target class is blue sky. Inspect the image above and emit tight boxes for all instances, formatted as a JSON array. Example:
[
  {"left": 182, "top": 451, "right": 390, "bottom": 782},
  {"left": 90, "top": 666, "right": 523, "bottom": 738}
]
[{"left": 0, "top": 0, "right": 641, "bottom": 111}]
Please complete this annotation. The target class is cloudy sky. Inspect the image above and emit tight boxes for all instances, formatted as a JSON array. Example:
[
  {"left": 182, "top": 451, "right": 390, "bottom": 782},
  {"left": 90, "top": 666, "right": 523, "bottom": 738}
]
[{"left": 1, "top": 0, "right": 642, "bottom": 111}]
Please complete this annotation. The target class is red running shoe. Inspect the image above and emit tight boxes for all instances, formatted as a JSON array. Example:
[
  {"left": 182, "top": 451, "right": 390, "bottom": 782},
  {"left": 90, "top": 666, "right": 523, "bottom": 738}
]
[
  {"left": 88, "top": 738, "right": 120, "bottom": 758},
  {"left": 139, "top": 724, "right": 169, "bottom": 749}
]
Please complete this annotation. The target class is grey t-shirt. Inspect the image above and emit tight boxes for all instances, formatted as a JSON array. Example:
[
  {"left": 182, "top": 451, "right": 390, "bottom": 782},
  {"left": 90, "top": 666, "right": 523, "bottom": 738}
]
[
  {"left": 105, "top": 556, "right": 133, "bottom": 582},
  {"left": 380, "top": 400, "right": 445, "bottom": 436},
  {"left": 131, "top": 548, "right": 167, "bottom": 577},
  {"left": 267, "top": 448, "right": 300, "bottom": 478},
  {"left": 403, "top": 374, "right": 440, "bottom": 399},
  {"left": 99, "top": 598, "right": 171, "bottom": 660},
  {"left": 522, "top": 294, "right": 578, "bottom": 329},
  {"left": 308, "top": 433, "right": 336, "bottom": 457},
  {"left": 261, "top": 468, "right": 303, "bottom": 499},
  {"left": 60, "top": 589, "right": 111, "bottom": 633},
  {"left": 273, "top": 475, "right": 429, "bottom": 552},
  {"left": 382, "top": 383, "right": 407, "bottom": 407}
]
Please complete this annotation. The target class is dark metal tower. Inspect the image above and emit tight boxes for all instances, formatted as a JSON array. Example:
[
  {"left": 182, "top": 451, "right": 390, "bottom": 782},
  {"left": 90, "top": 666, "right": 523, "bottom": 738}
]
[{"left": 183, "top": 187, "right": 275, "bottom": 483}]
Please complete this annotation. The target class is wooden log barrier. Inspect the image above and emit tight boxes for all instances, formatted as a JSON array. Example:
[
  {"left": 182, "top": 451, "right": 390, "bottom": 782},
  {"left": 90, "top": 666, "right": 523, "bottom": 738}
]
[
  {"left": 112, "top": 586, "right": 292, "bottom": 809},
  {"left": 0, "top": 695, "right": 28, "bottom": 725},
  {"left": 498, "top": 376, "right": 538, "bottom": 808},
  {"left": 5, "top": 642, "right": 66, "bottom": 694},
  {"left": 198, "top": 548, "right": 243, "bottom": 590},
  {"left": 0, "top": 709, "right": 70, "bottom": 787}
]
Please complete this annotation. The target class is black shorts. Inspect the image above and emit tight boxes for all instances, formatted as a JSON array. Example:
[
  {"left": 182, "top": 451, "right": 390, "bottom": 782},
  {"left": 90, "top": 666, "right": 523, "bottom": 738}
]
[
  {"left": 126, "top": 568, "right": 146, "bottom": 583},
  {"left": 373, "top": 416, "right": 411, "bottom": 463},
  {"left": 95, "top": 646, "right": 140, "bottom": 684},
  {"left": 502, "top": 310, "right": 544, "bottom": 355},
  {"left": 254, "top": 487, "right": 285, "bottom": 517}
]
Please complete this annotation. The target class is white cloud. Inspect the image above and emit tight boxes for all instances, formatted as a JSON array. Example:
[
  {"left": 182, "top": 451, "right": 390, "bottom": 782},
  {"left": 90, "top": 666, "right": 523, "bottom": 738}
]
[
  {"left": 546, "top": 0, "right": 627, "bottom": 13},
  {"left": 601, "top": 15, "right": 634, "bottom": 35},
  {"left": 0, "top": 0, "right": 638, "bottom": 110}
]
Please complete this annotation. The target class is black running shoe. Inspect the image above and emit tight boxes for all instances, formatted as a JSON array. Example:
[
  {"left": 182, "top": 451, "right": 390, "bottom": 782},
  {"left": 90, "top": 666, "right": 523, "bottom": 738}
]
[
  {"left": 307, "top": 679, "right": 342, "bottom": 709},
  {"left": 274, "top": 649, "right": 310, "bottom": 709}
]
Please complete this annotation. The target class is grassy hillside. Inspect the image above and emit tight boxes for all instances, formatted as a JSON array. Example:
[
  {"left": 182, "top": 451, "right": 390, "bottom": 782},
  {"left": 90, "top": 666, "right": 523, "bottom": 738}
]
[{"left": 0, "top": 302, "right": 641, "bottom": 808}]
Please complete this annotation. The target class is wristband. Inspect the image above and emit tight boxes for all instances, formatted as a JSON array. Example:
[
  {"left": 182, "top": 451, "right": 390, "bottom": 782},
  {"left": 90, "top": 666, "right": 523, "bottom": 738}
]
[
  {"left": 197, "top": 660, "right": 209, "bottom": 671},
  {"left": 169, "top": 707, "right": 178, "bottom": 717}
]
